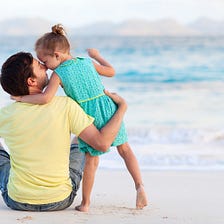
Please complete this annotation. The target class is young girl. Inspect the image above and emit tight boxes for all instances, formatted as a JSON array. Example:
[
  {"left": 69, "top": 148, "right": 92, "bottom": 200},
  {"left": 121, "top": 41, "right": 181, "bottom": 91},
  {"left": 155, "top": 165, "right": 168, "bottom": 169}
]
[{"left": 13, "top": 24, "right": 148, "bottom": 212}]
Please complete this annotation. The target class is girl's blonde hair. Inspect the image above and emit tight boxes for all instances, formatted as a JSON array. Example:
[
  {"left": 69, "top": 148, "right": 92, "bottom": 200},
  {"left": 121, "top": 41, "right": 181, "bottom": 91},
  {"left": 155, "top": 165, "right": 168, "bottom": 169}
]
[{"left": 35, "top": 24, "right": 70, "bottom": 55}]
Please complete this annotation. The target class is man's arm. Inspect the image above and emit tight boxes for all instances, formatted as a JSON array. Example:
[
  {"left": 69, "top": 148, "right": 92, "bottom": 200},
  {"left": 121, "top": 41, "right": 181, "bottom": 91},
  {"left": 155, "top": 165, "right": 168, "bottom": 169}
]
[{"left": 78, "top": 90, "right": 127, "bottom": 152}]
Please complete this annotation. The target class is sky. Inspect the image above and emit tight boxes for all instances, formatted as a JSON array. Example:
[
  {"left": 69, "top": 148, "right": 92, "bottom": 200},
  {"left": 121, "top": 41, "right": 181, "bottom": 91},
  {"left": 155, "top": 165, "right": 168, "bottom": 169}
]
[{"left": 0, "top": 0, "right": 224, "bottom": 27}]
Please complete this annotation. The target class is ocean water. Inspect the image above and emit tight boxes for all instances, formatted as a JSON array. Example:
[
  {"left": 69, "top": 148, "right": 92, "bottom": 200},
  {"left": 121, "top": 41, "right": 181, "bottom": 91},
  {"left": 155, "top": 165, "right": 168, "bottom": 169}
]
[{"left": 1, "top": 35, "right": 224, "bottom": 170}]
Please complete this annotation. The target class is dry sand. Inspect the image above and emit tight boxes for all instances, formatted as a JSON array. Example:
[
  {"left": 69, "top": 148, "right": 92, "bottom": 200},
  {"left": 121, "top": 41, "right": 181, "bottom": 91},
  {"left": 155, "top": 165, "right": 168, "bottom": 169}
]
[{"left": 1, "top": 170, "right": 224, "bottom": 224}]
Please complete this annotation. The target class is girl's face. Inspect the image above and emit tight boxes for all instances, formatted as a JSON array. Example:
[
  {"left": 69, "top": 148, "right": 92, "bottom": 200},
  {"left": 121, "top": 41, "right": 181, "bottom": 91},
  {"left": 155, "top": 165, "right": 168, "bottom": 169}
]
[{"left": 36, "top": 50, "right": 61, "bottom": 70}]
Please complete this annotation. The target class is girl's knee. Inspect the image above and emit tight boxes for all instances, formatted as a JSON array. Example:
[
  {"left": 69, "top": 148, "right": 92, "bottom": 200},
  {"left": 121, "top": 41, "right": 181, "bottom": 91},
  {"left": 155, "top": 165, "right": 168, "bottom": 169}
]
[
  {"left": 117, "top": 142, "right": 131, "bottom": 150},
  {"left": 85, "top": 154, "right": 99, "bottom": 167}
]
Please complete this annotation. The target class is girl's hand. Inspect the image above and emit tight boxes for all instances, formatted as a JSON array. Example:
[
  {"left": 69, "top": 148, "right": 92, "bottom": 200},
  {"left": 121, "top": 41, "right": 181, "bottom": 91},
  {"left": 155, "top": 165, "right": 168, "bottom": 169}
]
[
  {"left": 87, "top": 48, "right": 100, "bottom": 59},
  {"left": 11, "top": 95, "right": 22, "bottom": 102}
]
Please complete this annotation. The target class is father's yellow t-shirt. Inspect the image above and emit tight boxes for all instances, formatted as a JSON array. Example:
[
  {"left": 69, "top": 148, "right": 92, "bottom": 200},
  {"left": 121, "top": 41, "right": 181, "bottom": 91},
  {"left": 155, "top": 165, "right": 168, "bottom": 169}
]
[{"left": 0, "top": 96, "right": 94, "bottom": 204}]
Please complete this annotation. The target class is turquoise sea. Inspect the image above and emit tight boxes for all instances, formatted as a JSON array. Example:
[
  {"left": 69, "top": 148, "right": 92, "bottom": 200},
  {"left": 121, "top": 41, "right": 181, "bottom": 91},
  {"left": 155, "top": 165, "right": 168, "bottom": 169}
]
[{"left": 1, "top": 35, "right": 224, "bottom": 170}]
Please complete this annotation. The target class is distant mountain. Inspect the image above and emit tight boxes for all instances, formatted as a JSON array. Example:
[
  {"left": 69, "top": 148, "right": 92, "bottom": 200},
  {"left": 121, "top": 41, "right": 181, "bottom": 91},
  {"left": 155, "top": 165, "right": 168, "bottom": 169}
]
[
  {"left": 0, "top": 17, "right": 224, "bottom": 36},
  {"left": 0, "top": 18, "right": 53, "bottom": 36},
  {"left": 71, "top": 21, "right": 118, "bottom": 36},
  {"left": 189, "top": 17, "right": 224, "bottom": 35},
  {"left": 72, "top": 19, "right": 199, "bottom": 36}
]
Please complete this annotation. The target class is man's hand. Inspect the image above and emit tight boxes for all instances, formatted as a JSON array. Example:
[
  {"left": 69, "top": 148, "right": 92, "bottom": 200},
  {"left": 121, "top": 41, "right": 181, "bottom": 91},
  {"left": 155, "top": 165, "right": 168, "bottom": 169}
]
[
  {"left": 104, "top": 90, "right": 127, "bottom": 111},
  {"left": 79, "top": 90, "right": 127, "bottom": 152}
]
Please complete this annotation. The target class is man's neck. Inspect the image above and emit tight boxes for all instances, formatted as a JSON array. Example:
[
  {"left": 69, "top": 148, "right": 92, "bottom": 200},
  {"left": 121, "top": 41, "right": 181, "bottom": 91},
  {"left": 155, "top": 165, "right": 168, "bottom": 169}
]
[{"left": 29, "top": 87, "right": 42, "bottom": 95}]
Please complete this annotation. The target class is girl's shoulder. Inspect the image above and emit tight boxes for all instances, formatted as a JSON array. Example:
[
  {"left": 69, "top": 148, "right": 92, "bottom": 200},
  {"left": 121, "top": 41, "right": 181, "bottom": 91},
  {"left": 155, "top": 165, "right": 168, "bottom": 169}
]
[
  {"left": 75, "top": 57, "right": 93, "bottom": 66},
  {"left": 76, "top": 56, "right": 91, "bottom": 62},
  {"left": 57, "top": 57, "right": 89, "bottom": 68},
  {"left": 76, "top": 56, "right": 85, "bottom": 60}
]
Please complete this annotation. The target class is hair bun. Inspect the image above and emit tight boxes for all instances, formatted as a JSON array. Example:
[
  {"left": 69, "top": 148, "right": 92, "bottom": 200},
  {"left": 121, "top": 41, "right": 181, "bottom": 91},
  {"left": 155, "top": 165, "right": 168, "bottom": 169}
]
[{"left": 51, "top": 24, "right": 66, "bottom": 36}]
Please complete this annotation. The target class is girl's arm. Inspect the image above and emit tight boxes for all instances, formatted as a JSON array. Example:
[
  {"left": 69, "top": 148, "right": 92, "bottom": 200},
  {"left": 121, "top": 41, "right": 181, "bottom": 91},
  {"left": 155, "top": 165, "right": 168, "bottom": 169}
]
[
  {"left": 15, "top": 73, "right": 61, "bottom": 105},
  {"left": 87, "top": 48, "right": 115, "bottom": 77}
]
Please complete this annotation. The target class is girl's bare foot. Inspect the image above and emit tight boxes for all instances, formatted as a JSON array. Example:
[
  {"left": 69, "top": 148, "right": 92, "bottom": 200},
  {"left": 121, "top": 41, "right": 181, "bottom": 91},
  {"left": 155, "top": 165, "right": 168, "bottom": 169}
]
[
  {"left": 75, "top": 204, "right": 89, "bottom": 212},
  {"left": 136, "top": 185, "right": 148, "bottom": 209}
]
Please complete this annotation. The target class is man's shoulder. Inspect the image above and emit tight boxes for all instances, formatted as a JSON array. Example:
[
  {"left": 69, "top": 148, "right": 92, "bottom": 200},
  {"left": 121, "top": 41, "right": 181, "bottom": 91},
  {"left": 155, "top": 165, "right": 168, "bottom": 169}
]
[
  {"left": 0, "top": 102, "right": 15, "bottom": 112},
  {"left": 53, "top": 96, "right": 68, "bottom": 100},
  {"left": 53, "top": 95, "right": 72, "bottom": 101},
  {"left": 52, "top": 96, "right": 79, "bottom": 106},
  {"left": 52, "top": 96, "right": 92, "bottom": 121},
  {"left": 0, "top": 103, "right": 17, "bottom": 123}
]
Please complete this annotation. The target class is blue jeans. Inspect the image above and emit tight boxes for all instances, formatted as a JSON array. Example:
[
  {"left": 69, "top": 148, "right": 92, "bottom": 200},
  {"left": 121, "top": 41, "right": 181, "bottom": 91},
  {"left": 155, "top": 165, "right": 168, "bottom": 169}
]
[{"left": 0, "top": 144, "right": 85, "bottom": 211}]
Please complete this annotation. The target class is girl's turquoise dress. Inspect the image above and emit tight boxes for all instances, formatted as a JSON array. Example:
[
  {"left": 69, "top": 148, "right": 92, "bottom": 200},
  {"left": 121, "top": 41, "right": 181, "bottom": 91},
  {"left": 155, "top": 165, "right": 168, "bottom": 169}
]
[{"left": 55, "top": 57, "right": 128, "bottom": 156}]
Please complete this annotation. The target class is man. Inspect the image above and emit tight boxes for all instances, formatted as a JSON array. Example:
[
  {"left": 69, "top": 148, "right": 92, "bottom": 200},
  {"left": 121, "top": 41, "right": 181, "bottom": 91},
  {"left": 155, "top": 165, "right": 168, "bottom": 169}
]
[{"left": 0, "top": 52, "right": 127, "bottom": 211}]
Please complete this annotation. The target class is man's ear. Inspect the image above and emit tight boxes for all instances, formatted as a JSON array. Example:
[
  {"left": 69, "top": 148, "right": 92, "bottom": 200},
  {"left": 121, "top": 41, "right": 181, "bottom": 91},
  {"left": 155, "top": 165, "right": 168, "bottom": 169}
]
[{"left": 27, "top": 77, "right": 36, "bottom": 86}]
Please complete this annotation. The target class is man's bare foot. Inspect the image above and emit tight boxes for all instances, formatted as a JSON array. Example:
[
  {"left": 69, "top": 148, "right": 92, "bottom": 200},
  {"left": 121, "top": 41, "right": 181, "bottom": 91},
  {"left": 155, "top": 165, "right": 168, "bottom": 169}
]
[
  {"left": 75, "top": 204, "right": 89, "bottom": 212},
  {"left": 136, "top": 185, "right": 148, "bottom": 209}
]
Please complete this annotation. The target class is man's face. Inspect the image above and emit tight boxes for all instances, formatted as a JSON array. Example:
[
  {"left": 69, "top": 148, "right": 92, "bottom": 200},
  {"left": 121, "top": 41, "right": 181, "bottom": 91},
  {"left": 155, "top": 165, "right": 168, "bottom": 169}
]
[{"left": 32, "top": 58, "right": 49, "bottom": 90}]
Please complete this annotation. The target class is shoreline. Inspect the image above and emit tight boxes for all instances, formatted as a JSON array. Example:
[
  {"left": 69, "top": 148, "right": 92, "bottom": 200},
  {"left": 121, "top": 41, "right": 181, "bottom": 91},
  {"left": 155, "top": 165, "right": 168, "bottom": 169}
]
[{"left": 1, "top": 170, "right": 224, "bottom": 224}]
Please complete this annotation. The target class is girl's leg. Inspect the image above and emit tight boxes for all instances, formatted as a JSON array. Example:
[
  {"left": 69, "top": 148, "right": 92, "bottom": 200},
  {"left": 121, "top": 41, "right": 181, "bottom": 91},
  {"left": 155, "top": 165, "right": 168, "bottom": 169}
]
[
  {"left": 117, "top": 142, "right": 148, "bottom": 209},
  {"left": 75, "top": 153, "right": 99, "bottom": 212}
]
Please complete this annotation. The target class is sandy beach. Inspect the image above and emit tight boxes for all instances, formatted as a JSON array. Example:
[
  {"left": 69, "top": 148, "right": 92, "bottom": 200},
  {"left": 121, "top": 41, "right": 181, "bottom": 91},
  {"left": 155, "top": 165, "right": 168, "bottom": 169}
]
[{"left": 0, "top": 170, "right": 224, "bottom": 224}]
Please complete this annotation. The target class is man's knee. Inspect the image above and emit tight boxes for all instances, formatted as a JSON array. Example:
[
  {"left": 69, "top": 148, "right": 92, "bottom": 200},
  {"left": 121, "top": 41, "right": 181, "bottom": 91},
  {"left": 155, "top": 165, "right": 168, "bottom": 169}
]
[
  {"left": 0, "top": 149, "right": 10, "bottom": 167},
  {"left": 69, "top": 144, "right": 85, "bottom": 173},
  {"left": 69, "top": 144, "right": 85, "bottom": 192}
]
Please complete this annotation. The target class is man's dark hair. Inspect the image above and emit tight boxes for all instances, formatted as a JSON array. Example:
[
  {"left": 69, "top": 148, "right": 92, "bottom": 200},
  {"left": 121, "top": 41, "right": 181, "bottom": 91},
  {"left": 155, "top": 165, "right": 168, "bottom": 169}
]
[{"left": 0, "top": 52, "right": 34, "bottom": 96}]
